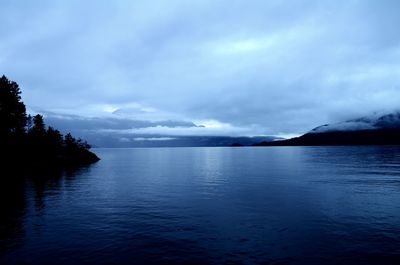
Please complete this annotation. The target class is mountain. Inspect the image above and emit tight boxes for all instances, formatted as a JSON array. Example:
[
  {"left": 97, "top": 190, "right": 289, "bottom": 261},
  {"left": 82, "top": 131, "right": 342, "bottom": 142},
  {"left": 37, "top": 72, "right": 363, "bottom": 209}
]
[
  {"left": 80, "top": 135, "right": 281, "bottom": 148},
  {"left": 255, "top": 112, "right": 400, "bottom": 146}
]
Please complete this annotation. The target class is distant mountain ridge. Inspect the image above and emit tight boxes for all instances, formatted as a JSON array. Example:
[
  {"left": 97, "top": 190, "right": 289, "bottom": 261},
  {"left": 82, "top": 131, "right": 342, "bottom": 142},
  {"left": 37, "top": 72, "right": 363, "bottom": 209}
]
[
  {"left": 90, "top": 135, "right": 281, "bottom": 148},
  {"left": 255, "top": 112, "right": 400, "bottom": 146}
]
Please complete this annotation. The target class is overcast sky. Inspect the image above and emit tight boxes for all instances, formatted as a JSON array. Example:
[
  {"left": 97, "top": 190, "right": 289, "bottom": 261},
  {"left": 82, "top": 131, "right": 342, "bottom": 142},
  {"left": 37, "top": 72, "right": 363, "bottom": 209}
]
[{"left": 1, "top": 0, "right": 400, "bottom": 138}]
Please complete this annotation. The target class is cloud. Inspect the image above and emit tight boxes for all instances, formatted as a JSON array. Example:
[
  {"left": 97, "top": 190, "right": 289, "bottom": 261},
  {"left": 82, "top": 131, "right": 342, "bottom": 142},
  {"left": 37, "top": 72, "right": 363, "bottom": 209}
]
[
  {"left": 310, "top": 111, "right": 400, "bottom": 133},
  {"left": 1, "top": 0, "right": 400, "bottom": 136},
  {"left": 42, "top": 111, "right": 199, "bottom": 131},
  {"left": 133, "top": 137, "right": 176, "bottom": 141},
  {"left": 41, "top": 111, "right": 267, "bottom": 137}
]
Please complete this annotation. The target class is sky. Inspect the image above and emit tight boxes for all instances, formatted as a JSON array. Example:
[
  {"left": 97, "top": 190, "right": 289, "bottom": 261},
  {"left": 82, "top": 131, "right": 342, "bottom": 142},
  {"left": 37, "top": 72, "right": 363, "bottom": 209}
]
[{"left": 1, "top": 0, "right": 400, "bottom": 140}]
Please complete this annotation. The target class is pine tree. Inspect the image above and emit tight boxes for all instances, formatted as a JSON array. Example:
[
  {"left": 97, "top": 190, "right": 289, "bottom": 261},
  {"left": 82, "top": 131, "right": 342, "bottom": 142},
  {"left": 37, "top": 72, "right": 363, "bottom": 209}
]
[
  {"left": 29, "top": 114, "right": 46, "bottom": 138},
  {"left": 0, "top": 75, "right": 27, "bottom": 140}
]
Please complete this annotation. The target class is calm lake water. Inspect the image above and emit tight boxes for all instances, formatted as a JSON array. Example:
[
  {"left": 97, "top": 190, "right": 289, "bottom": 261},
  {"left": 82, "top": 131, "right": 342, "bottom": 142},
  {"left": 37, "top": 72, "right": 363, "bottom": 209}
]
[{"left": 1, "top": 146, "right": 400, "bottom": 264}]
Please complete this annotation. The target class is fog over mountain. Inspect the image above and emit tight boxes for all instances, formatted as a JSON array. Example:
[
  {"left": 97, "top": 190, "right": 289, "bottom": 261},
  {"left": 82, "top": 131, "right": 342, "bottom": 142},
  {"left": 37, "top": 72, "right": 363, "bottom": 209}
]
[
  {"left": 256, "top": 111, "right": 400, "bottom": 146},
  {"left": 2, "top": 0, "right": 400, "bottom": 138},
  {"left": 310, "top": 112, "right": 400, "bottom": 133}
]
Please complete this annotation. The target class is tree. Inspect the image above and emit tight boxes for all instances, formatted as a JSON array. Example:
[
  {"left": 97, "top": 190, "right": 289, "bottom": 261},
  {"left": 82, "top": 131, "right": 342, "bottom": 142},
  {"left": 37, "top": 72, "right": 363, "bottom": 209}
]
[
  {"left": 46, "top": 127, "right": 63, "bottom": 152},
  {"left": 46, "top": 127, "right": 63, "bottom": 145},
  {"left": 64, "top": 133, "right": 77, "bottom": 149},
  {"left": 29, "top": 114, "right": 46, "bottom": 138},
  {"left": 0, "top": 75, "right": 99, "bottom": 166},
  {"left": 0, "top": 75, "right": 27, "bottom": 139}
]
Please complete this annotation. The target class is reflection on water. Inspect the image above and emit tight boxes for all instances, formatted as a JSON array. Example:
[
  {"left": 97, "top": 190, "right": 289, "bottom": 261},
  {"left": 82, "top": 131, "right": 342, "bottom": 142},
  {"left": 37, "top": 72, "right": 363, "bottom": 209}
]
[
  {"left": 0, "top": 176, "right": 26, "bottom": 254},
  {"left": 0, "top": 168, "right": 90, "bottom": 255},
  {"left": 1, "top": 146, "right": 400, "bottom": 264}
]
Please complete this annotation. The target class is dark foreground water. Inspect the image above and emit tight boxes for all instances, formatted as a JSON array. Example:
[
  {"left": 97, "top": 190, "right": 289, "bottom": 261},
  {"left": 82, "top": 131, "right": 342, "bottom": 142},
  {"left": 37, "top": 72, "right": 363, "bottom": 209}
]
[{"left": 1, "top": 147, "right": 400, "bottom": 264}]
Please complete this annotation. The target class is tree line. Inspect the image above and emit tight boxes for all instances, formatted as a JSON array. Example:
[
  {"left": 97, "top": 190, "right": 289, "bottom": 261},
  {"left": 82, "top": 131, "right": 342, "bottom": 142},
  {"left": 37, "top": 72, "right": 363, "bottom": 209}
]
[{"left": 0, "top": 75, "right": 99, "bottom": 169}]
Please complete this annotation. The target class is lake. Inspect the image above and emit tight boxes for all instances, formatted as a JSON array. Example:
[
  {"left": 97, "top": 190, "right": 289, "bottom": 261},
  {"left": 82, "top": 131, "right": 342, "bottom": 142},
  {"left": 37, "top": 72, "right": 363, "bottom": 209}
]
[{"left": 1, "top": 146, "right": 400, "bottom": 264}]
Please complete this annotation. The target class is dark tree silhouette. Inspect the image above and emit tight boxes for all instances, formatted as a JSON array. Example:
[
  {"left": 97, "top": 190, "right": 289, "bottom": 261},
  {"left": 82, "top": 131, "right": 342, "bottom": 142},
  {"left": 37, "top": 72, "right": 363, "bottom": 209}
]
[
  {"left": 64, "top": 133, "right": 77, "bottom": 148},
  {"left": 0, "top": 75, "right": 99, "bottom": 169},
  {"left": 0, "top": 75, "right": 27, "bottom": 141},
  {"left": 46, "top": 127, "right": 63, "bottom": 148},
  {"left": 29, "top": 115, "right": 46, "bottom": 138}
]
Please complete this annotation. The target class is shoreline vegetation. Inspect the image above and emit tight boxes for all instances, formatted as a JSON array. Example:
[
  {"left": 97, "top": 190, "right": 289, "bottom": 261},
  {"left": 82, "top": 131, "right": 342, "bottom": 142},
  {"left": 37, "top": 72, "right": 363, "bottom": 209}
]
[{"left": 0, "top": 75, "right": 99, "bottom": 170}]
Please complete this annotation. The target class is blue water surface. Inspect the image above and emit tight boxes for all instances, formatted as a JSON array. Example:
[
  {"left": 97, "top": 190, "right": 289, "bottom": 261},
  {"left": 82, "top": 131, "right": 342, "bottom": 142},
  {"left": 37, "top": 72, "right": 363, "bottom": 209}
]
[{"left": 1, "top": 146, "right": 400, "bottom": 264}]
